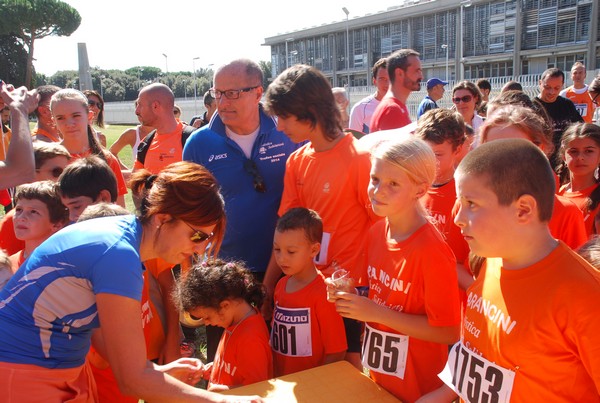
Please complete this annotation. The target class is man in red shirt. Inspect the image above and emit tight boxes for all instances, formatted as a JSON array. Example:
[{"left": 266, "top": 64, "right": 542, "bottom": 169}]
[{"left": 370, "top": 49, "right": 423, "bottom": 133}]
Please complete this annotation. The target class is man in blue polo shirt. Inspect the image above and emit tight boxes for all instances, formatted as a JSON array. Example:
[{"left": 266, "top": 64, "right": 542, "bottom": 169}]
[
  {"left": 183, "top": 59, "right": 299, "bottom": 360},
  {"left": 417, "top": 78, "right": 447, "bottom": 120}
]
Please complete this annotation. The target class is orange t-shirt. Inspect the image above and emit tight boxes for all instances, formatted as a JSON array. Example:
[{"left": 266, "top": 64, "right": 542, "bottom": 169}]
[
  {"left": 422, "top": 179, "right": 469, "bottom": 264},
  {"left": 0, "top": 126, "right": 11, "bottom": 161},
  {"left": 453, "top": 243, "right": 600, "bottom": 402},
  {"left": 561, "top": 86, "right": 596, "bottom": 123},
  {"left": 133, "top": 123, "right": 184, "bottom": 174},
  {"left": 272, "top": 273, "right": 347, "bottom": 376},
  {"left": 279, "top": 133, "right": 379, "bottom": 279},
  {"left": 32, "top": 127, "right": 61, "bottom": 143},
  {"left": 70, "top": 150, "right": 128, "bottom": 197},
  {"left": 89, "top": 258, "right": 173, "bottom": 403},
  {"left": 549, "top": 194, "right": 587, "bottom": 249},
  {"left": 360, "top": 220, "right": 461, "bottom": 402},
  {"left": 209, "top": 310, "right": 272, "bottom": 388},
  {"left": 0, "top": 210, "right": 24, "bottom": 256},
  {"left": 558, "top": 183, "right": 600, "bottom": 237}
]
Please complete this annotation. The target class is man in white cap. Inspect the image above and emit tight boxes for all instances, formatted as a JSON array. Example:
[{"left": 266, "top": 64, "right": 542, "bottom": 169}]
[{"left": 417, "top": 78, "right": 447, "bottom": 119}]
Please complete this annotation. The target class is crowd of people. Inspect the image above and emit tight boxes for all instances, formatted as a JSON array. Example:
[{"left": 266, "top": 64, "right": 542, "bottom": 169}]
[{"left": 0, "top": 48, "right": 599, "bottom": 402}]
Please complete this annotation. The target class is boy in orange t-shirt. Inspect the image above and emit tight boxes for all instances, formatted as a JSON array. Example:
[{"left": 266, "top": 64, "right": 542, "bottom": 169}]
[
  {"left": 424, "top": 139, "right": 600, "bottom": 402},
  {"left": 271, "top": 207, "right": 347, "bottom": 376},
  {"left": 263, "top": 65, "right": 379, "bottom": 368},
  {"left": 414, "top": 109, "right": 472, "bottom": 293}
]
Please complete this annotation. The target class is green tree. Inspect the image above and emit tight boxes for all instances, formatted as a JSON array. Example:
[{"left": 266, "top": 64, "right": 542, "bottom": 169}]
[
  {"left": 0, "top": 34, "right": 29, "bottom": 87},
  {"left": 259, "top": 60, "right": 272, "bottom": 88},
  {"left": 0, "top": 0, "right": 81, "bottom": 87}
]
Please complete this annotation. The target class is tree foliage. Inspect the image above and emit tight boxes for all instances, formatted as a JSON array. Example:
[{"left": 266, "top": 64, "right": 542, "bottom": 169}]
[
  {"left": 0, "top": 0, "right": 82, "bottom": 87},
  {"left": 0, "top": 34, "right": 29, "bottom": 87}
]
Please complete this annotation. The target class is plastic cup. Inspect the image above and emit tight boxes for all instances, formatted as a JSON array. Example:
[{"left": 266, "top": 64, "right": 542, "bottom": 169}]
[{"left": 327, "top": 268, "right": 355, "bottom": 302}]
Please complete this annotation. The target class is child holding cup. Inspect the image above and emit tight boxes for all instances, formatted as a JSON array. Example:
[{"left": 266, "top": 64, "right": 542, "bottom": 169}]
[{"left": 329, "top": 137, "right": 461, "bottom": 402}]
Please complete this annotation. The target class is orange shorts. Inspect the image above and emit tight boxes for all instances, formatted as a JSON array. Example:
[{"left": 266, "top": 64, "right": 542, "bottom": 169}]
[
  {"left": 0, "top": 360, "right": 98, "bottom": 402},
  {"left": 87, "top": 349, "right": 138, "bottom": 403}
]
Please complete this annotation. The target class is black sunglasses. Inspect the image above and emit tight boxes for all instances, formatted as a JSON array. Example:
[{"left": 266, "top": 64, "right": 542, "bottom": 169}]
[
  {"left": 88, "top": 100, "right": 103, "bottom": 109},
  {"left": 244, "top": 160, "right": 266, "bottom": 193},
  {"left": 182, "top": 221, "right": 214, "bottom": 244},
  {"left": 452, "top": 95, "right": 473, "bottom": 104}
]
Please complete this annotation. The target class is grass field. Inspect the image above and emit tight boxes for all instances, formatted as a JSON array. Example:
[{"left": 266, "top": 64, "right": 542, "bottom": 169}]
[{"left": 103, "top": 124, "right": 137, "bottom": 212}]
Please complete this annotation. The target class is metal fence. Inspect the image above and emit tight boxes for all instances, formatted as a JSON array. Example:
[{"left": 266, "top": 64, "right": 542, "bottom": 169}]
[{"left": 105, "top": 71, "right": 599, "bottom": 125}]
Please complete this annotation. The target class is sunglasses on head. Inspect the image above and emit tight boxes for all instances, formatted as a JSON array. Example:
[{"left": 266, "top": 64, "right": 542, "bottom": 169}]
[
  {"left": 88, "top": 100, "right": 103, "bottom": 109},
  {"left": 36, "top": 167, "right": 64, "bottom": 178},
  {"left": 243, "top": 160, "right": 267, "bottom": 193},
  {"left": 182, "top": 221, "right": 214, "bottom": 243},
  {"left": 452, "top": 95, "right": 473, "bottom": 104}
]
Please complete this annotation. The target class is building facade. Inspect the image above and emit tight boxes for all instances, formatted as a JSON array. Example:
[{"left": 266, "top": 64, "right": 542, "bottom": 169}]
[{"left": 263, "top": 0, "right": 600, "bottom": 87}]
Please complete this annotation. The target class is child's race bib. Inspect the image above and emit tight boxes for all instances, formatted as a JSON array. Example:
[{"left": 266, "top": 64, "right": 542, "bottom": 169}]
[
  {"left": 271, "top": 305, "right": 312, "bottom": 357},
  {"left": 361, "top": 323, "right": 409, "bottom": 379},
  {"left": 439, "top": 341, "right": 515, "bottom": 403}
]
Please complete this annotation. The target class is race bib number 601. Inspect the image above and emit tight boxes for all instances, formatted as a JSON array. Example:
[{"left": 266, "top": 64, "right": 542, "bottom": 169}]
[
  {"left": 440, "top": 342, "right": 515, "bottom": 403},
  {"left": 271, "top": 306, "right": 312, "bottom": 357},
  {"left": 361, "top": 324, "right": 409, "bottom": 379}
]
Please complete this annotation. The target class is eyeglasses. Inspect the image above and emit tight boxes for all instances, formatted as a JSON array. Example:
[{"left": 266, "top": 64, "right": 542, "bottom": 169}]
[
  {"left": 243, "top": 160, "right": 266, "bottom": 193},
  {"left": 182, "top": 221, "right": 214, "bottom": 244},
  {"left": 452, "top": 95, "right": 473, "bottom": 104},
  {"left": 209, "top": 86, "right": 259, "bottom": 100},
  {"left": 88, "top": 100, "right": 103, "bottom": 109},
  {"left": 591, "top": 92, "right": 600, "bottom": 106},
  {"left": 36, "top": 167, "right": 64, "bottom": 178}
]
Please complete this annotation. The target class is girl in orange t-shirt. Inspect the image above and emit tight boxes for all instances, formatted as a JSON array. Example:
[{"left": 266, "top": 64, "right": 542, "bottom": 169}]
[
  {"left": 50, "top": 89, "right": 128, "bottom": 207},
  {"left": 557, "top": 123, "right": 600, "bottom": 237},
  {"left": 330, "top": 138, "right": 461, "bottom": 402},
  {"left": 174, "top": 259, "right": 273, "bottom": 392}
]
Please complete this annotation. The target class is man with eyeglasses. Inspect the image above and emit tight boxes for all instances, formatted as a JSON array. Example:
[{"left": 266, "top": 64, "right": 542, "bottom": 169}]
[
  {"left": 370, "top": 49, "right": 423, "bottom": 133},
  {"left": 31, "top": 85, "right": 62, "bottom": 143},
  {"left": 560, "top": 62, "right": 595, "bottom": 124},
  {"left": 183, "top": 59, "right": 300, "bottom": 361},
  {"left": 535, "top": 67, "right": 583, "bottom": 167}
]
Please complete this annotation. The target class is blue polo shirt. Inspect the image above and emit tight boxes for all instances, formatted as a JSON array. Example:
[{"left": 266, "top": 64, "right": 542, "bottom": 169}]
[{"left": 183, "top": 107, "right": 300, "bottom": 273}]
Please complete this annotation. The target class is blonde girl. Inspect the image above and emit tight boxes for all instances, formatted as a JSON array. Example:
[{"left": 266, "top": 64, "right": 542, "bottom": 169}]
[{"left": 330, "top": 137, "right": 461, "bottom": 402}]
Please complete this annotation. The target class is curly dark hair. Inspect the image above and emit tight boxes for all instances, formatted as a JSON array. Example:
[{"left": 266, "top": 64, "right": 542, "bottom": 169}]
[{"left": 173, "top": 258, "right": 265, "bottom": 312}]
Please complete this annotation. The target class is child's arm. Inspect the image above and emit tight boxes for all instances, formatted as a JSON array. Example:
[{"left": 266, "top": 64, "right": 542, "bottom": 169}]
[
  {"left": 415, "top": 384, "right": 458, "bottom": 403},
  {"left": 334, "top": 292, "right": 459, "bottom": 344}
]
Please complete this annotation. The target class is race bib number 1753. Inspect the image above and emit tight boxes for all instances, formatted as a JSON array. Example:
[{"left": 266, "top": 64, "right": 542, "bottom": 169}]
[{"left": 439, "top": 342, "right": 515, "bottom": 403}]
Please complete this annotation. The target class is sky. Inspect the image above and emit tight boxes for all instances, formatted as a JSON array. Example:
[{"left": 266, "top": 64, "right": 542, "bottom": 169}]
[{"left": 34, "top": 0, "right": 402, "bottom": 76}]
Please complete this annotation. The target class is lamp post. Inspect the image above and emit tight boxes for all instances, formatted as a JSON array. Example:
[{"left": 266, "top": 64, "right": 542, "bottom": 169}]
[
  {"left": 285, "top": 38, "right": 294, "bottom": 70},
  {"left": 459, "top": 0, "right": 472, "bottom": 80},
  {"left": 192, "top": 56, "right": 200, "bottom": 114},
  {"left": 441, "top": 44, "right": 449, "bottom": 81},
  {"left": 342, "top": 7, "right": 350, "bottom": 87},
  {"left": 99, "top": 75, "right": 105, "bottom": 99},
  {"left": 162, "top": 53, "right": 168, "bottom": 74}
]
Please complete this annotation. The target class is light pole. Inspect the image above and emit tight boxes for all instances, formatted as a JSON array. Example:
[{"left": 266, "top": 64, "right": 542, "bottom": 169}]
[
  {"left": 99, "top": 75, "right": 105, "bottom": 99},
  {"left": 459, "top": 1, "right": 472, "bottom": 80},
  {"left": 342, "top": 7, "right": 350, "bottom": 87},
  {"left": 441, "top": 44, "right": 449, "bottom": 81},
  {"left": 193, "top": 56, "right": 200, "bottom": 114},
  {"left": 162, "top": 53, "right": 169, "bottom": 74},
  {"left": 285, "top": 38, "right": 294, "bottom": 70}
]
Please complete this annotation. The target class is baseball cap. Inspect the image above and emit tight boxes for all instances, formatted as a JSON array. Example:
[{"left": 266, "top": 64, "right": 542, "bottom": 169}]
[{"left": 426, "top": 78, "right": 448, "bottom": 89}]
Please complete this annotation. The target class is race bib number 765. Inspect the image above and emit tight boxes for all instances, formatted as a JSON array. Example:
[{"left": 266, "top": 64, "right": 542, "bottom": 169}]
[{"left": 439, "top": 342, "right": 515, "bottom": 403}]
